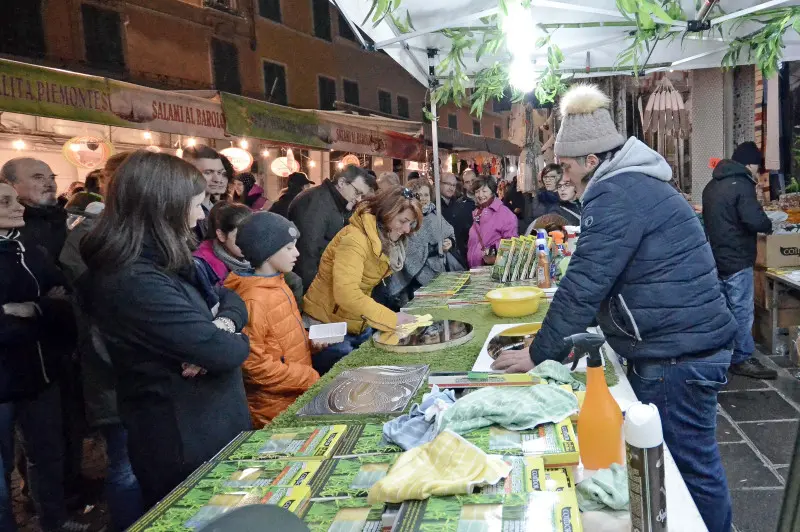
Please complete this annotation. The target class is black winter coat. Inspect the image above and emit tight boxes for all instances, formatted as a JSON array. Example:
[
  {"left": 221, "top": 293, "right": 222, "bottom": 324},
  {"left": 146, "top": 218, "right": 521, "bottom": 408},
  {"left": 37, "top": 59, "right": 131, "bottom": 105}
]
[
  {"left": 530, "top": 138, "right": 736, "bottom": 364},
  {"left": 20, "top": 204, "right": 67, "bottom": 263},
  {"left": 441, "top": 195, "right": 475, "bottom": 268},
  {"left": 288, "top": 179, "right": 351, "bottom": 291},
  {"left": 78, "top": 241, "right": 251, "bottom": 505},
  {"left": 702, "top": 160, "right": 772, "bottom": 277},
  {"left": 269, "top": 187, "right": 303, "bottom": 218},
  {"left": 0, "top": 230, "right": 75, "bottom": 402}
]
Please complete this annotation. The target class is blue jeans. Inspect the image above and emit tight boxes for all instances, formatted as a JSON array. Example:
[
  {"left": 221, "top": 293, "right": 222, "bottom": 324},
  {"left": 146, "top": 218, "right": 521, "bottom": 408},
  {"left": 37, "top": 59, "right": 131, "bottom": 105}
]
[
  {"left": 719, "top": 268, "right": 755, "bottom": 365},
  {"left": 312, "top": 328, "right": 373, "bottom": 375},
  {"left": 629, "top": 348, "right": 732, "bottom": 532},
  {"left": 0, "top": 385, "right": 66, "bottom": 532},
  {"left": 100, "top": 424, "right": 144, "bottom": 532}
]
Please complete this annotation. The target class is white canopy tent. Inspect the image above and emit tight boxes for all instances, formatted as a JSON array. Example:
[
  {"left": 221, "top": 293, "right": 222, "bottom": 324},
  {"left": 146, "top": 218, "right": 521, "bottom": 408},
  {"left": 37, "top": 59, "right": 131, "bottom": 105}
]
[{"left": 334, "top": 0, "right": 800, "bottom": 248}]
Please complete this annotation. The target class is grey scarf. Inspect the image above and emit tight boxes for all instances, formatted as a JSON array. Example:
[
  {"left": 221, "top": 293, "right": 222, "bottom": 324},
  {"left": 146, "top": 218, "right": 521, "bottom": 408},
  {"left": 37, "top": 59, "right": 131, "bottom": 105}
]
[{"left": 212, "top": 240, "right": 250, "bottom": 273}]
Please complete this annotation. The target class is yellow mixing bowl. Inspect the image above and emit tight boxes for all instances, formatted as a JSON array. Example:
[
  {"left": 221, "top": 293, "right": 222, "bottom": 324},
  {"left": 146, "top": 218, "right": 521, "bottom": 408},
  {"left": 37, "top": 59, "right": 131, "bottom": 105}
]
[{"left": 485, "top": 286, "right": 544, "bottom": 317}]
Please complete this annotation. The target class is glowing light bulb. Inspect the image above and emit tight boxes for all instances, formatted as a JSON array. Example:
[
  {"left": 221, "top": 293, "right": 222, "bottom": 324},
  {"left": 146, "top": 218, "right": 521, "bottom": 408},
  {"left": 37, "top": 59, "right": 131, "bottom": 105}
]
[
  {"left": 308, "top": 160, "right": 317, "bottom": 168},
  {"left": 508, "top": 165, "right": 517, "bottom": 173},
  {"left": 503, "top": 3, "right": 535, "bottom": 58},
  {"left": 12, "top": 139, "right": 25, "bottom": 151},
  {"left": 176, "top": 148, "right": 184, "bottom": 158},
  {"left": 186, "top": 138, "right": 197, "bottom": 147},
  {"left": 239, "top": 139, "right": 249, "bottom": 150},
  {"left": 69, "top": 143, "right": 81, "bottom": 152},
  {"left": 143, "top": 131, "right": 152, "bottom": 140},
  {"left": 337, "top": 161, "right": 345, "bottom": 169},
  {"left": 261, "top": 150, "right": 270, "bottom": 158},
  {"left": 509, "top": 56, "right": 538, "bottom": 94}
]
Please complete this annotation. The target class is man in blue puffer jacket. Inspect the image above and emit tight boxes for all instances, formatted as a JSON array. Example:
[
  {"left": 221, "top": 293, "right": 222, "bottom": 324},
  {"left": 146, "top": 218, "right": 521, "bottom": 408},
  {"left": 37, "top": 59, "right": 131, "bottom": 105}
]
[{"left": 492, "top": 84, "right": 737, "bottom": 532}]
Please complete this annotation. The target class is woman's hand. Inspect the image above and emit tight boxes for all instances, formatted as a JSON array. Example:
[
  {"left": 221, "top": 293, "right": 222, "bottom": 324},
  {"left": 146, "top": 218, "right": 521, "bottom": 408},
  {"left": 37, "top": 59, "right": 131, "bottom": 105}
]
[
  {"left": 442, "top": 238, "right": 453, "bottom": 252},
  {"left": 3, "top": 302, "right": 37, "bottom": 318},
  {"left": 396, "top": 312, "right": 417, "bottom": 326},
  {"left": 181, "top": 363, "right": 207, "bottom": 378},
  {"left": 47, "top": 286, "right": 68, "bottom": 299}
]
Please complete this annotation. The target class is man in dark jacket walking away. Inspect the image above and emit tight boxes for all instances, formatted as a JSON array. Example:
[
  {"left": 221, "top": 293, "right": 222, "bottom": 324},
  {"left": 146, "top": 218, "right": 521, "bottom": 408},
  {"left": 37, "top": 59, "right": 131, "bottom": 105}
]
[
  {"left": 269, "top": 171, "right": 313, "bottom": 218},
  {"left": 491, "top": 84, "right": 737, "bottom": 532},
  {"left": 440, "top": 172, "right": 474, "bottom": 268},
  {"left": 0, "top": 158, "right": 67, "bottom": 261},
  {"left": 703, "top": 142, "right": 775, "bottom": 380},
  {"left": 288, "top": 165, "right": 376, "bottom": 291}
]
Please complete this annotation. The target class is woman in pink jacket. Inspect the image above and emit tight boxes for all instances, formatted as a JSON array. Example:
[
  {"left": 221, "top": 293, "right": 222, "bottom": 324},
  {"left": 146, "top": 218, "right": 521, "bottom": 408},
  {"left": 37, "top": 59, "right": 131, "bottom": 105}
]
[{"left": 467, "top": 175, "right": 519, "bottom": 268}]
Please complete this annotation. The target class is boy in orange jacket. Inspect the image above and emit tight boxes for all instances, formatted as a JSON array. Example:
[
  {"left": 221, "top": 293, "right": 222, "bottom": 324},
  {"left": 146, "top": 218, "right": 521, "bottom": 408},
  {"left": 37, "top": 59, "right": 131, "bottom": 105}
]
[{"left": 224, "top": 212, "right": 319, "bottom": 427}]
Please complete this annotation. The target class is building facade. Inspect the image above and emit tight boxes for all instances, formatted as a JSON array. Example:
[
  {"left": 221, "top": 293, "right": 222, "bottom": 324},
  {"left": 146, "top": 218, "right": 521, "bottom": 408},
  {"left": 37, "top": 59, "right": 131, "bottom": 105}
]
[{"left": 0, "top": 0, "right": 508, "bottom": 137}]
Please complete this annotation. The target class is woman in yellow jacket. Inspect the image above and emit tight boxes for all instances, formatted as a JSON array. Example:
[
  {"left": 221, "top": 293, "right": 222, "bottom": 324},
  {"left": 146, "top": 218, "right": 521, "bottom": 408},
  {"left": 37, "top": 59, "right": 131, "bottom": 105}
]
[{"left": 304, "top": 186, "right": 422, "bottom": 373}]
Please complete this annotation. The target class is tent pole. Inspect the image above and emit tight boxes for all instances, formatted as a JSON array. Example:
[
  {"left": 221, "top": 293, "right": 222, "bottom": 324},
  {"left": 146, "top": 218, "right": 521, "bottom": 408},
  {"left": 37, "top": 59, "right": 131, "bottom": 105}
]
[{"left": 428, "top": 49, "right": 444, "bottom": 256}]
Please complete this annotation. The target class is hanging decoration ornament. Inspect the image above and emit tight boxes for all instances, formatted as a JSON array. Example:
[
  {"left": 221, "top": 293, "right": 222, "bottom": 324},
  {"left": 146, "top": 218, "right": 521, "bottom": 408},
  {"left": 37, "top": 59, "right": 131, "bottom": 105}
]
[
  {"left": 62, "top": 136, "right": 114, "bottom": 169},
  {"left": 270, "top": 148, "right": 300, "bottom": 177},
  {"left": 220, "top": 146, "right": 254, "bottom": 172},
  {"left": 342, "top": 154, "right": 361, "bottom": 167}
]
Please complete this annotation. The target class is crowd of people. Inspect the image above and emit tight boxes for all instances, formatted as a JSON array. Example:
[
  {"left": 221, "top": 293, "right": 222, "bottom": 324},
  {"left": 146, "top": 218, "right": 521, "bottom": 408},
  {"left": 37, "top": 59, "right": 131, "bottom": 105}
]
[
  {"left": 0, "top": 82, "right": 776, "bottom": 532},
  {"left": 0, "top": 141, "right": 506, "bottom": 531}
]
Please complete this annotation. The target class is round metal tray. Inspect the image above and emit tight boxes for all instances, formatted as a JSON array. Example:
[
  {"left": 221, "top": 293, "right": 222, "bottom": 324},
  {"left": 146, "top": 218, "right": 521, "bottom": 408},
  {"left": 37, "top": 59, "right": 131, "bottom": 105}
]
[{"left": 373, "top": 320, "right": 474, "bottom": 353}]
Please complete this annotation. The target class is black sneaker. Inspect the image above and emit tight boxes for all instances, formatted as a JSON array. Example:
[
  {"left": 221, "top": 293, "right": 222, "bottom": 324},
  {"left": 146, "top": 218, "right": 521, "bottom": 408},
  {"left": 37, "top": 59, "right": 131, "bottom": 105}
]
[{"left": 729, "top": 358, "right": 778, "bottom": 380}]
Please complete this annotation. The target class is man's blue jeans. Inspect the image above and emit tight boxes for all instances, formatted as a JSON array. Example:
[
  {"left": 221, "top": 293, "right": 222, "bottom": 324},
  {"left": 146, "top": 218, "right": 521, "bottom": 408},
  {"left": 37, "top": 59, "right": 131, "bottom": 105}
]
[
  {"left": 0, "top": 385, "right": 66, "bottom": 532},
  {"left": 629, "top": 348, "right": 732, "bottom": 532},
  {"left": 100, "top": 424, "right": 144, "bottom": 532},
  {"left": 720, "top": 267, "right": 755, "bottom": 365}
]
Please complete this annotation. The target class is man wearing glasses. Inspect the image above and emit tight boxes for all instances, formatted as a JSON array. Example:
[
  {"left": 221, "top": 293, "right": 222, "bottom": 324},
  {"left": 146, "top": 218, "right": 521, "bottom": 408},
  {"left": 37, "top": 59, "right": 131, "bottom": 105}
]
[
  {"left": 439, "top": 172, "right": 473, "bottom": 268},
  {"left": 288, "top": 165, "right": 377, "bottom": 291},
  {"left": 183, "top": 145, "right": 230, "bottom": 240}
]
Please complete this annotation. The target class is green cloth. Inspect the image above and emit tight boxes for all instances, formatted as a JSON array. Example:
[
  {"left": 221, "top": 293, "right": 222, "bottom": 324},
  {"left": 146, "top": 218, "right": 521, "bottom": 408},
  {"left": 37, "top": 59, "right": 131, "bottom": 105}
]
[
  {"left": 271, "top": 303, "right": 618, "bottom": 429},
  {"left": 530, "top": 360, "right": 586, "bottom": 391},
  {"left": 576, "top": 463, "right": 629, "bottom": 511},
  {"left": 438, "top": 384, "right": 579, "bottom": 434}
]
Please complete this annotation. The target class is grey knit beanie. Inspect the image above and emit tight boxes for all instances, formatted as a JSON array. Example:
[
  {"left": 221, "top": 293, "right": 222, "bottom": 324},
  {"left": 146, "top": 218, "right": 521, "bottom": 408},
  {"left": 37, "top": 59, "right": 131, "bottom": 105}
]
[
  {"left": 554, "top": 84, "right": 626, "bottom": 158},
  {"left": 236, "top": 211, "right": 300, "bottom": 268}
]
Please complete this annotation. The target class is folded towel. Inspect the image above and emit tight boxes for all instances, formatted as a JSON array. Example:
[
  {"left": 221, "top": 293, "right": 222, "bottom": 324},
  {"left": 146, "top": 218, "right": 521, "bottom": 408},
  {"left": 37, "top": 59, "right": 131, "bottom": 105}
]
[
  {"left": 576, "top": 463, "right": 629, "bottom": 511},
  {"left": 383, "top": 386, "right": 457, "bottom": 450},
  {"left": 530, "top": 360, "right": 586, "bottom": 391}
]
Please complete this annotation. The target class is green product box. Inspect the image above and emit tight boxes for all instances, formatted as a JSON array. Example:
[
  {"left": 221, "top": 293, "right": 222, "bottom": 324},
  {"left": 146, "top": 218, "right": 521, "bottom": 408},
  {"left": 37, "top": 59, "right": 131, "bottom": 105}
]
[{"left": 310, "top": 454, "right": 400, "bottom": 499}]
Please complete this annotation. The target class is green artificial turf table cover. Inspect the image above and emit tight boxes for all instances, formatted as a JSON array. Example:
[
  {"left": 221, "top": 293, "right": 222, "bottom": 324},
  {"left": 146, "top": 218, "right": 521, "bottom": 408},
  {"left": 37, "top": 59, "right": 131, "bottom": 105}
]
[{"left": 271, "top": 303, "right": 619, "bottom": 429}]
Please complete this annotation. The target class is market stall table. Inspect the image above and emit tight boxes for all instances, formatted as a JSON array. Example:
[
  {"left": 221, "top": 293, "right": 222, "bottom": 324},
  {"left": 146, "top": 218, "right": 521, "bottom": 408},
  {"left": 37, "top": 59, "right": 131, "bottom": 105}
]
[{"left": 765, "top": 267, "right": 800, "bottom": 355}]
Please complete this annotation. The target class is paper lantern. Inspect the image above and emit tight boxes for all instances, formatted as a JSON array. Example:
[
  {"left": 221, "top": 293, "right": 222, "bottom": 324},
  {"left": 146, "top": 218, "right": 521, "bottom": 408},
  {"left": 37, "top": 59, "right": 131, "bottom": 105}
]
[
  {"left": 220, "top": 147, "right": 254, "bottom": 172},
  {"left": 62, "top": 136, "right": 114, "bottom": 169}
]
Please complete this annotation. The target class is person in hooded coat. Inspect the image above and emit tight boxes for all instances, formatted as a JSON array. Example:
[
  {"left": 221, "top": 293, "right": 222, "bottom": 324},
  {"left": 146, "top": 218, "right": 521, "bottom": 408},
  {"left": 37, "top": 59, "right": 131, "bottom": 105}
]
[
  {"left": 269, "top": 172, "right": 313, "bottom": 218},
  {"left": 490, "top": 84, "right": 737, "bottom": 532},
  {"left": 703, "top": 142, "right": 775, "bottom": 380},
  {"left": 233, "top": 172, "right": 268, "bottom": 211}
]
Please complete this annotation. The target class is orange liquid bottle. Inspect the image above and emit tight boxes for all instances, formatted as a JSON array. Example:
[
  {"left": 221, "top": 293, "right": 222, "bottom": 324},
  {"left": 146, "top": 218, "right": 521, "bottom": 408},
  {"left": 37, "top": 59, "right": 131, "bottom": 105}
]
[{"left": 567, "top": 333, "right": 624, "bottom": 469}]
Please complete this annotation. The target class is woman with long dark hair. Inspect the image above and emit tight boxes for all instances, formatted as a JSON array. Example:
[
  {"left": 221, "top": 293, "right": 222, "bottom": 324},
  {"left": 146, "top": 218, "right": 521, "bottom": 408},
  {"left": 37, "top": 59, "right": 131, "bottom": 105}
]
[{"left": 78, "top": 151, "right": 251, "bottom": 507}]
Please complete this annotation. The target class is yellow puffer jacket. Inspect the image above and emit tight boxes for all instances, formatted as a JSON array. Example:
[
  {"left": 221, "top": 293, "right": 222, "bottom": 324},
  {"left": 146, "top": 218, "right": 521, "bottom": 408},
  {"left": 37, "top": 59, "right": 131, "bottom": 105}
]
[{"left": 304, "top": 206, "right": 397, "bottom": 333}]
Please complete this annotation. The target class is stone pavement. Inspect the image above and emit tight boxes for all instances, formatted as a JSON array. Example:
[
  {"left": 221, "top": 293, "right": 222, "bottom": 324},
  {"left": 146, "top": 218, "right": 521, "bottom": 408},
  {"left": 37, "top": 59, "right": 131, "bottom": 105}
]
[{"left": 720, "top": 349, "right": 800, "bottom": 532}]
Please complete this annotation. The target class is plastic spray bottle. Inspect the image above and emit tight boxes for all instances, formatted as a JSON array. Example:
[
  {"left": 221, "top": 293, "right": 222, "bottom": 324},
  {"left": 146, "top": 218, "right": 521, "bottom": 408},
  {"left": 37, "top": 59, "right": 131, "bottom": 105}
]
[
  {"left": 625, "top": 402, "right": 667, "bottom": 531},
  {"left": 536, "top": 243, "right": 551, "bottom": 288},
  {"left": 564, "top": 333, "right": 624, "bottom": 469}
]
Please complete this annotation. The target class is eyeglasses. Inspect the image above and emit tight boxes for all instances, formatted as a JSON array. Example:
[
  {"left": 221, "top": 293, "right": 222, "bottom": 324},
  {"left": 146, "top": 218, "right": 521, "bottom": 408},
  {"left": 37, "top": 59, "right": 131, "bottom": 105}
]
[
  {"left": 556, "top": 184, "right": 575, "bottom": 191},
  {"left": 348, "top": 181, "right": 369, "bottom": 199}
]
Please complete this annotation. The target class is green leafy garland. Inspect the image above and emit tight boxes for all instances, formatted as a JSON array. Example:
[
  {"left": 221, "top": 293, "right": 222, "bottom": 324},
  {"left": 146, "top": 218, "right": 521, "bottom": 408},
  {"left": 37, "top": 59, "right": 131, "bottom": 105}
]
[{"left": 365, "top": 0, "right": 800, "bottom": 118}]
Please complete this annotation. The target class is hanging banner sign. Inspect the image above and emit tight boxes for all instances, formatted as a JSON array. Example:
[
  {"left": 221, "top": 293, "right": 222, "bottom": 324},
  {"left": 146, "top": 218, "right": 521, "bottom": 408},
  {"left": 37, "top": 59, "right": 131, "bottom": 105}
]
[
  {"left": 106, "top": 80, "right": 226, "bottom": 138},
  {"left": 0, "top": 59, "right": 226, "bottom": 138},
  {"left": 220, "top": 93, "right": 329, "bottom": 149},
  {"left": 327, "top": 124, "right": 425, "bottom": 161}
]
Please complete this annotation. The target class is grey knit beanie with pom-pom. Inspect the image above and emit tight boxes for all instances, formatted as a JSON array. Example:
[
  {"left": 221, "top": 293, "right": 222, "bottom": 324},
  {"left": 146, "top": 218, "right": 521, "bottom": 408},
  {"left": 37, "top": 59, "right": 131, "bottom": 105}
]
[{"left": 554, "top": 84, "right": 626, "bottom": 158}]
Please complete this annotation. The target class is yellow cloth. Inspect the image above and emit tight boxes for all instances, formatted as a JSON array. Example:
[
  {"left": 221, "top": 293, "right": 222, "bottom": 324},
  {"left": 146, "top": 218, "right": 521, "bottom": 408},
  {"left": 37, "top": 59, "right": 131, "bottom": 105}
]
[
  {"left": 303, "top": 207, "right": 398, "bottom": 334},
  {"left": 377, "top": 314, "right": 435, "bottom": 345},
  {"left": 367, "top": 430, "right": 511, "bottom": 504}
]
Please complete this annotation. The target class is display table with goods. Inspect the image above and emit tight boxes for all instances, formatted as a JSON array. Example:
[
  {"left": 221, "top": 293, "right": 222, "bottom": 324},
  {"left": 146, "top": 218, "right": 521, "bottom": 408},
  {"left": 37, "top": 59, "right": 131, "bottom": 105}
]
[
  {"left": 127, "top": 271, "right": 706, "bottom": 532},
  {"left": 764, "top": 267, "right": 800, "bottom": 358}
]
